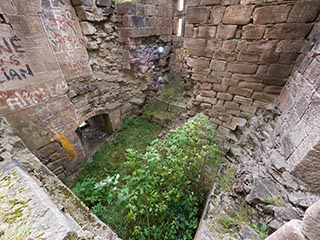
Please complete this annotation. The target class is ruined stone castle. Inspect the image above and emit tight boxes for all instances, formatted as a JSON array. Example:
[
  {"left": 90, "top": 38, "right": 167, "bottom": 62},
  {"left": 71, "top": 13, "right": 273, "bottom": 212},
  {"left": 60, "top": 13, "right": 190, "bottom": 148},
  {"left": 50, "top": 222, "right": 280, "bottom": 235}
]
[{"left": 0, "top": 0, "right": 319, "bottom": 239}]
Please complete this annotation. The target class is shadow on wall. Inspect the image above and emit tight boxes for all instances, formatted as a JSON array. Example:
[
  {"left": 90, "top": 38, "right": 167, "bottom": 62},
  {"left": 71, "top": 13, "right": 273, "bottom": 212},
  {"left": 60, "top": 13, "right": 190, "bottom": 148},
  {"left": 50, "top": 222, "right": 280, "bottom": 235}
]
[{"left": 75, "top": 114, "right": 113, "bottom": 157}]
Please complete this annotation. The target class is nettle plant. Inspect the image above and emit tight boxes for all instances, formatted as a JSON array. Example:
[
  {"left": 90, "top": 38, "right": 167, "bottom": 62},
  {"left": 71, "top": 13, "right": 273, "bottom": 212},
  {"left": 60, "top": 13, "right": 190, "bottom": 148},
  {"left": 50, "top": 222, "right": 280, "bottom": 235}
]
[{"left": 73, "top": 115, "right": 221, "bottom": 240}]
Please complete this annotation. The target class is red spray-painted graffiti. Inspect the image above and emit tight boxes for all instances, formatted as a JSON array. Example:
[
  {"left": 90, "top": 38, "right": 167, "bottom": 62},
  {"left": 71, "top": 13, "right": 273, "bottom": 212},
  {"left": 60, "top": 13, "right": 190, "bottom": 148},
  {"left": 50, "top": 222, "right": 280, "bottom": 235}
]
[
  {"left": 0, "top": 81, "right": 68, "bottom": 110},
  {"left": 47, "top": 17, "right": 86, "bottom": 50}
]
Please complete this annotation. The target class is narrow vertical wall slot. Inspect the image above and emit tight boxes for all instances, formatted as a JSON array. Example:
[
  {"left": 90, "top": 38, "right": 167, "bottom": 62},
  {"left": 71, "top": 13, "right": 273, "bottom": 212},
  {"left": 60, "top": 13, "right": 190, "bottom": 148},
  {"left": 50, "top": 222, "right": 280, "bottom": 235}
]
[
  {"left": 177, "top": 18, "right": 183, "bottom": 37},
  {"left": 177, "top": 0, "right": 184, "bottom": 11}
]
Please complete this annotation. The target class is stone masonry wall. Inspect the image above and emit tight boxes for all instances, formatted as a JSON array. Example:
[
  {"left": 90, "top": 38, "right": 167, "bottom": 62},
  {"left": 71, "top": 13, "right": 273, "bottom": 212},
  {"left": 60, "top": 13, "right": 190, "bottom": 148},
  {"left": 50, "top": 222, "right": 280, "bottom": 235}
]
[
  {"left": 0, "top": 0, "right": 174, "bottom": 177},
  {"left": 273, "top": 23, "right": 320, "bottom": 192},
  {"left": 70, "top": 0, "right": 174, "bottom": 124},
  {"left": 0, "top": 0, "right": 86, "bottom": 177},
  {"left": 183, "top": 0, "right": 320, "bottom": 145}
]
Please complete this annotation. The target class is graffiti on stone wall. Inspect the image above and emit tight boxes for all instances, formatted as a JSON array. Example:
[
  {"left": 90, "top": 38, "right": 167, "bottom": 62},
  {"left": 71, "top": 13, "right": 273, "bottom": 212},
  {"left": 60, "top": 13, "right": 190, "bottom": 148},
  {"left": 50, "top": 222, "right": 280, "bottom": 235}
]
[
  {"left": 41, "top": 0, "right": 89, "bottom": 75},
  {"left": 0, "top": 36, "right": 34, "bottom": 83},
  {"left": 0, "top": 81, "right": 68, "bottom": 110},
  {"left": 44, "top": 15, "right": 86, "bottom": 55},
  {"left": 172, "top": 48, "right": 189, "bottom": 72},
  {"left": 51, "top": 132, "right": 77, "bottom": 160}
]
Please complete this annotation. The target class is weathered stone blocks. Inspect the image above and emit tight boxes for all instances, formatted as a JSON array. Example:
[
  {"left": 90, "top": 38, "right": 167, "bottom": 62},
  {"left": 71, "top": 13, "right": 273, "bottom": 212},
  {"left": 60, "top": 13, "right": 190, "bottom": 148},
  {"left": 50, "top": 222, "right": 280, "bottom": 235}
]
[
  {"left": 265, "top": 23, "right": 313, "bottom": 40},
  {"left": 210, "top": 6, "right": 225, "bottom": 25},
  {"left": 242, "top": 25, "right": 265, "bottom": 39},
  {"left": 287, "top": 1, "right": 320, "bottom": 23},
  {"left": 217, "top": 24, "right": 237, "bottom": 39},
  {"left": 253, "top": 5, "right": 291, "bottom": 24},
  {"left": 227, "top": 63, "right": 258, "bottom": 74},
  {"left": 187, "top": 7, "right": 210, "bottom": 24},
  {"left": 223, "top": 5, "right": 254, "bottom": 25},
  {"left": 267, "top": 64, "right": 293, "bottom": 78}
]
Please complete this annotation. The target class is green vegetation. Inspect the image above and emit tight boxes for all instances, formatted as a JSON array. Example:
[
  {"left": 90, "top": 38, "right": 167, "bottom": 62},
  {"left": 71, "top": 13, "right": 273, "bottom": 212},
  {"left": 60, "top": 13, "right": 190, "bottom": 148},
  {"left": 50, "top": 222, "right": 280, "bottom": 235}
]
[
  {"left": 72, "top": 116, "right": 163, "bottom": 184},
  {"left": 72, "top": 115, "right": 221, "bottom": 239},
  {"left": 252, "top": 223, "right": 268, "bottom": 239},
  {"left": 216, "top": 166, "right": 237, "bottom": 192},
  {"left": 263, "top": 194, "right": 285, "bottom": 206}
]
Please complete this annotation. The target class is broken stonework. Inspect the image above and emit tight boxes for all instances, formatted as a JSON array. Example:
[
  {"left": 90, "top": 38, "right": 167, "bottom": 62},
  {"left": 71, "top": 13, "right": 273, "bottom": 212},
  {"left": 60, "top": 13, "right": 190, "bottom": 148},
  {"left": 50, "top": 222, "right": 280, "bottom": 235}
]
[
  {"left": 302, "top": 200, "right": 320, "bottom": 240},
  {"left": 0, "top": 119, "right": 120, "bottom": 240},
  {"left": 245, "top": 177, "right": 281, "bottom": 206},
  {"left": 266, "top": 220, "right": 306, "bottom": 240}
]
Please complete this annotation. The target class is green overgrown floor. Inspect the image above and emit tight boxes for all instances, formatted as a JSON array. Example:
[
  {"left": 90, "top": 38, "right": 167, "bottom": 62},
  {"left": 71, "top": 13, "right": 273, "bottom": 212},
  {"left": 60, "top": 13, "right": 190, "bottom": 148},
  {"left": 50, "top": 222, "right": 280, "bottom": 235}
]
[{"left": 69, "top": 116, "right": 163, "bottom": 186}]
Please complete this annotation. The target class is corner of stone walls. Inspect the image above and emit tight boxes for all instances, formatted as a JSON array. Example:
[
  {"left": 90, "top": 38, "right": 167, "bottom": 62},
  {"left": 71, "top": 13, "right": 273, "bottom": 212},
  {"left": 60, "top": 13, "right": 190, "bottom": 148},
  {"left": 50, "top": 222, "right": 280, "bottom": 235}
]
[
  {"left": 0, "top": 118, "right": 120, "bottom": 239},
  {"left": 182, "top": 0, "right": 320, "bottom": 148}
]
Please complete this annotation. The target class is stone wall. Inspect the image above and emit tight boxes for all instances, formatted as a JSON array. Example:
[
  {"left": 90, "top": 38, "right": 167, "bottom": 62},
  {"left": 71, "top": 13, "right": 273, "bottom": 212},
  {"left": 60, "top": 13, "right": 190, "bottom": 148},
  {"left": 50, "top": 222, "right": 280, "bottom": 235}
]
[
  {"left": 183, "top": 0, "right": 320, "bottom": 143},
  {"left": 0, "top": 0, "right": 86, "bottom": 177},
  {"left": 0, "top": 118, "right": 119, "bottom": 239},
  {"left": 0, "top": 0, "right": 174, "bottom": 177},
  {"left": 273, "top": 25, "right": 320, "bottom": 192}
]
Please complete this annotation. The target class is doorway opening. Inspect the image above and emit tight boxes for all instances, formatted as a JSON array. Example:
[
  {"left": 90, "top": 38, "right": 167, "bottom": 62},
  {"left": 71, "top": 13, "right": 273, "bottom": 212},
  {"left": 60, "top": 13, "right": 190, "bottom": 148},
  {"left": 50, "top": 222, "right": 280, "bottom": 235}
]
[{"left": 75, "top": 114, "right": 113, "bottom": 157}]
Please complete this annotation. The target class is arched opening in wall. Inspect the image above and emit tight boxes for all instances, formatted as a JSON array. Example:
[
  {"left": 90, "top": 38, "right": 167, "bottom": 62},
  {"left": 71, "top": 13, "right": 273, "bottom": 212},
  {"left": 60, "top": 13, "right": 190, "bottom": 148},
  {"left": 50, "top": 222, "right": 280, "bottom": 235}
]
[{"left": 75, "top": 114, "right": 113, "bottom": 157}]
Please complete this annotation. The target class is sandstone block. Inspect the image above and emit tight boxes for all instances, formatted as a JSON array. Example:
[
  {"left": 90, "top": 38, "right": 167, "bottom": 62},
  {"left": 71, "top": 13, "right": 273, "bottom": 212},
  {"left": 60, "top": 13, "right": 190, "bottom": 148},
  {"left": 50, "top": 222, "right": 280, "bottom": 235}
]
[
  {"left": 224, "top": 101, "right": 239, "bottom": 110},
  {"left": 234, "top": 95, "right": 252, "bottom": 105},
  {"left": 288, "top": 1, "right": 320, "bottom": 23},
  {"left": 80, "top": 21, "right": 97, "bottom": 35},
  {"left": 276, "top": 40, "right": 306, "bottom": 53},
  {"left": 120, "top": 27, "right": 138, "bottom": 38},
  {"left": 263, "top": 85, "right": 283, "bottom": 94},
  {"left": 187, "top": 7, "right": 210, "bottom": 24},
  {"left": 96, "top": 0, "right": 111, "bottom": 7},
  {"left": 201, "top": 90, "right": 216, "bottom": 98},
  {"left": 198, "top": 26, "right": 217, "bottom": 38},
  {"left": 222, "top": 0, "right": 240, "bottom": 5},
  {"left": 214, "top": 51, "right": 238, "bottom": 61},
  {"left": 200, "top": 0, "right": 221, "bottom": 5},
  {"left": 240, "top": 104, "right": 256, "bottom": 114},
  {"left": 227, "top": 63, "right": 258, "bottom": 74},
  {"left": 184, "top": 24, "right": 194, "bottom": 38},
  {"left": 267, "top": 64, "right": 293, "bottom": 78},
  {"left": 72, "top": 0, "right": 92, "bottom": 6},
  {"left": 183, "top": 38, "right": 206, "bottom": 49},
  {"left": 232, "top": 74, "right": 261, "bottom": 82},
  {"left": 186, "top": 57, "right": 210, "bottom": 69},
  {"left": 252, "top": 92, "right": 277, "bottom": 102},
  {"left": 279, "top": 53, "right": 299, "bottom": 64},
  {"left": 200, "top": 103, "right": 212, "bottom": 109},
  {"left": 115, "top": 2, "right": 137, "bottom": 15},
  {"left": 223, "top": 5, "right": 254, "bottom": 25},
  {"left": 246, "top": 177, "right": 281, "bottom": 205},
  {"left": 200, "top": 83, "right": 212, "bottom": 90},
  {"left": 218, "top": 113, "right": 232, "bottom": 123},
  {"left": 238, "top": 52, "right": 260, "bottom": 63},
  {"left": 229, "top": 86, "right": 253, "bottom": 97},
  {"left": 260, "top": 53, "right": 280, "bottom": 63},
  {"left": 253, "top": 5, "right": 291, "bottom": 24},
  {"left": 212, "top": 83, "right": 228, "bottom": 92},
  {"left": 210, "top": 6, "right": 225, "bottom": 25},
  {"left": 304, "top": 59, "right": 320, "bottom": 84},
  {"left": 217, "top": 125, "right": 230, "bottom": 137},
  {"left": 266, "top": 220, "right": 306, "bottom": 240},
  {"left": 248, "top": 40, "right": 278, "bottom": 52},
  {"left": 242, "top": 25, "right": 265, "bottom": 40},
  {"left": 302, "top": 200, "right": 320, "bottom": 240},
  {"left": 265, "top": 23, "right": 313, "bottom": 40},
  {"left": 217, "top": 24, "right": 237, "bottom": 40},
  {"left": 210, "top": 60, "right": 227, "bottom": 71},
  {"left": 239, "top": 81, "right": 264, "bottom": 91},
  {"left": 222, "top": 78, "right": 239, "bottom": 86},
  {"left": 222, "top": 40, "right": 237, "bottom": 51},
  {"left": 217, "top": 92, "right": 233, "bottom": 100},
  {"left": 231, "top": 116, "right": 246, "bottom": 127}
]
